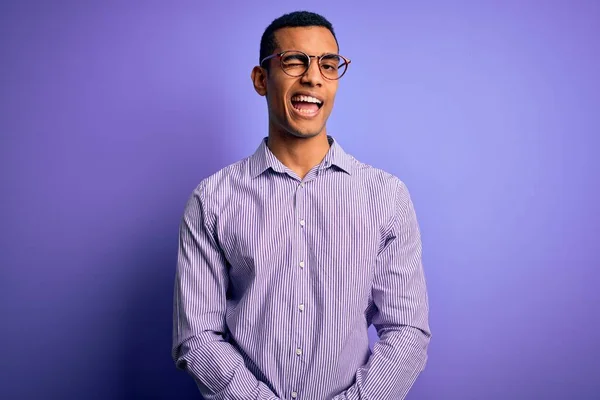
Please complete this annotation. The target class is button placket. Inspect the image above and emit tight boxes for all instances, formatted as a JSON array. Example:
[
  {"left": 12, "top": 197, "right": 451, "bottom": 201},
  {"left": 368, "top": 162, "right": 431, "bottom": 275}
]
[{"left": 291, "top": 179, "right": 308, "bottom": 395}]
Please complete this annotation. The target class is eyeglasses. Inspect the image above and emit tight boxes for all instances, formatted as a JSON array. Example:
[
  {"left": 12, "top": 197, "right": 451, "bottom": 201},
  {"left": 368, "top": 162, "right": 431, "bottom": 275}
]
[{"left": 260, "top": 50, "right": 351, "bottom": 80}]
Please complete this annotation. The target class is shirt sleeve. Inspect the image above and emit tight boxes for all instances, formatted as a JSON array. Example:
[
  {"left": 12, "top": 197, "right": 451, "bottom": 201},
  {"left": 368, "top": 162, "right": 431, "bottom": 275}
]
[
  {"left": 333, "top": 180, "right": 431, "bottom": 400},
  {"left": 172, "top": 183, "right": 280, "bottom": 400}
]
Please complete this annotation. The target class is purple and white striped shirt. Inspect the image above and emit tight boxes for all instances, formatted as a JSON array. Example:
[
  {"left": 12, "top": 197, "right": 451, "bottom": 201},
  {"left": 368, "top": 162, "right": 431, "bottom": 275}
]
[{"left": 172, "top": 136, "right": 431, "bottom": 400}]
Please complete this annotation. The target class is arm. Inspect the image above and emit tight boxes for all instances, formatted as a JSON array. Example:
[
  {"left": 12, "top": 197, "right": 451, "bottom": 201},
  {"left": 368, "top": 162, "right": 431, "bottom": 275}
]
[
  {"left": 172, "top": 184, "right": 279, "bottom": 400},
  {"left": 334, "top": 181, "right": 431, "bottom": 400}
]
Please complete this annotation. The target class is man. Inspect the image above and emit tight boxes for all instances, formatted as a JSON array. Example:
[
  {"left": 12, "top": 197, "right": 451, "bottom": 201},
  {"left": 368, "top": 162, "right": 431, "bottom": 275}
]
[{"left": 172, "top": 10, "right": 431, "bottom": 400}]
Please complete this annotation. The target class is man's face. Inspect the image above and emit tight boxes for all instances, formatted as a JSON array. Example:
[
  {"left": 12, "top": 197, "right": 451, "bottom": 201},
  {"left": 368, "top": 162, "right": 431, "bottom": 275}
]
[{"left": 253, "top": 26, "right": 340, "bottom": 139}]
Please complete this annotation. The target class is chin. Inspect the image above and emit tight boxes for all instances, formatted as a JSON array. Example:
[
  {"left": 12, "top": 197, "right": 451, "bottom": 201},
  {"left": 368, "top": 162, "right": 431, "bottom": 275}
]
[
  {"left": 288, "top": 119, "right": 327, "bottom": 138},
  {"left": 286, "top": 127, "right": 324, "bottom": 139},
  {"left": 270, "top": 113, "right": 327, "bottom": 139}
]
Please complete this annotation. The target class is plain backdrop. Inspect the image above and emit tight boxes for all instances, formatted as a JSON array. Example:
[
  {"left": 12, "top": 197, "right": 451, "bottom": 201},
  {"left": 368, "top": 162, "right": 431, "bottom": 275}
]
[{"left": 1, "top": 1, "right": 599, "bottom": 399}]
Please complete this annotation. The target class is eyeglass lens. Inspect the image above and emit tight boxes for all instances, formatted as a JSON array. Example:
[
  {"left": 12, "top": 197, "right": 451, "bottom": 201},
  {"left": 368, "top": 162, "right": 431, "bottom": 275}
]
[{"left": 280, "top": 51, "right": 347, "bottom": 79}]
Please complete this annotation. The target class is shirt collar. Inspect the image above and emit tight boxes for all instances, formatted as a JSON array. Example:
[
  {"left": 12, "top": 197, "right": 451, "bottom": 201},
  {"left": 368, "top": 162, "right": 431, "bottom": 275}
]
[{"left": 249, "top": 135, "right": 354, "bottom": 179}]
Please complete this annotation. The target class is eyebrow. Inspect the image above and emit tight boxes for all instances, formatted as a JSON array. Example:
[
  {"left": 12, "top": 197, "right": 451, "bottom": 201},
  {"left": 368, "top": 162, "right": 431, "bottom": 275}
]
[{"left": 281, "top": 50, "right": 340, "bottom": 56}]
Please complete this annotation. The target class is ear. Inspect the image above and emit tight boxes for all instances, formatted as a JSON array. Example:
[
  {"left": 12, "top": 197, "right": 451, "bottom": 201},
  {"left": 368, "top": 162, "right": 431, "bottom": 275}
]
[{"left": 251, "top": 66, "right": 268, "bottom": 96}]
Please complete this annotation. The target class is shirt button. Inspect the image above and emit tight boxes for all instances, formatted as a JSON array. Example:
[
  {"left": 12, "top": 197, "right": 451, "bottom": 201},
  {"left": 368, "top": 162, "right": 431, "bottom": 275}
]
[
  {"left": 296, "top": 348, "right": 302, "bottom": 356},
  {"left": 291, "top": 392, "right": 298, "bottom": 399},
  {"left": 299, "top": 261, "right": 305, "bottom": 268},
  {"left": 299, "top": 219, "right": 305, "bottom": 227},
  {"left": 298, "top": 303, "right": 304, "bottom": 311}
]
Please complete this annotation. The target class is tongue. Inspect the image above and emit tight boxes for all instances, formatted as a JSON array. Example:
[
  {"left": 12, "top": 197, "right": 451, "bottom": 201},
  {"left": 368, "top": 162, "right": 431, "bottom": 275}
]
[{"left": 293, "top": 101, "right": 319, "bottom": 112}]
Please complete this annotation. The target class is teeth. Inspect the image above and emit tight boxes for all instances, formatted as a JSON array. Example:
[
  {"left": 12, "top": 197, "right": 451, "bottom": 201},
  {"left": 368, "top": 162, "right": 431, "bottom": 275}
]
[
  {"left": 291, "top": 95, "right": 322, "bottom": 104},
  {"left": 295, "top": 107, "right": 318, "bottom": 114}
]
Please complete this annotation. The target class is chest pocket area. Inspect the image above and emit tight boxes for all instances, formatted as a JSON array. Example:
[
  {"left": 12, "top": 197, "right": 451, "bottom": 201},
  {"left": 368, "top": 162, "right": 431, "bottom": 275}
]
[
  {"left": 307, "top": 210, "right": 380, "bottom": 311},
  {"left": 217, "top": 201, "right": 295, "bottom": 293}
]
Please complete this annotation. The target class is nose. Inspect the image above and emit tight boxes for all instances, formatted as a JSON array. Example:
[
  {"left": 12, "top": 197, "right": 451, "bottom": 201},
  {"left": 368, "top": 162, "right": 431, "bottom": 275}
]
[{"left": 300, "top": 57, "right": 323, "bottom": 86}]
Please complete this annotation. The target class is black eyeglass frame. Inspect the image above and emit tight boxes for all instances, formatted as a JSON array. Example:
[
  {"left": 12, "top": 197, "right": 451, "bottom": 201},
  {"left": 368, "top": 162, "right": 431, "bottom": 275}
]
[{"left": 260, "top": 50, "right": 351, "bottom": 80}]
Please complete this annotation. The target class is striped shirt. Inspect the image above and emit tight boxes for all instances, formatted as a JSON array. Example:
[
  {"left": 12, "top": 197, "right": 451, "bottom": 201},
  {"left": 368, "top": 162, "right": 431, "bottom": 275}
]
[{"left": 172, "top": 136, "right": 431, "bottom": 400}]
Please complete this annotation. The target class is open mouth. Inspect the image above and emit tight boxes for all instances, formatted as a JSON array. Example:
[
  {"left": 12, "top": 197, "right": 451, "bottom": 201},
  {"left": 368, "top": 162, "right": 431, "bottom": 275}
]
[{"left": 291, "top": 94, "right": 323, "bottom": 115}]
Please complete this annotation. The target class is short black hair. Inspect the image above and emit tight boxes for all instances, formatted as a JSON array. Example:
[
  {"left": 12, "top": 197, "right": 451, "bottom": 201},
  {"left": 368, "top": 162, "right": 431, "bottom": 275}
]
[{"left": 259, "top": 11, "right": 338, "bottom": 68}]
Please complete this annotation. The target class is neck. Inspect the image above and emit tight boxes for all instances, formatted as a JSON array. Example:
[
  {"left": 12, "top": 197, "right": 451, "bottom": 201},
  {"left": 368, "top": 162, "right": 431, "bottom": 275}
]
[{"left": 266, "top": 130, "right": 331, "bottom": 179}]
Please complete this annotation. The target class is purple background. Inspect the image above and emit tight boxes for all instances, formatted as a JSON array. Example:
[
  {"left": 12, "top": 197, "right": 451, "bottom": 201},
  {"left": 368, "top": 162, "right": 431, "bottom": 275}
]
[{"left": 1, "top": 1, "right": 599, "bottom": 399}]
